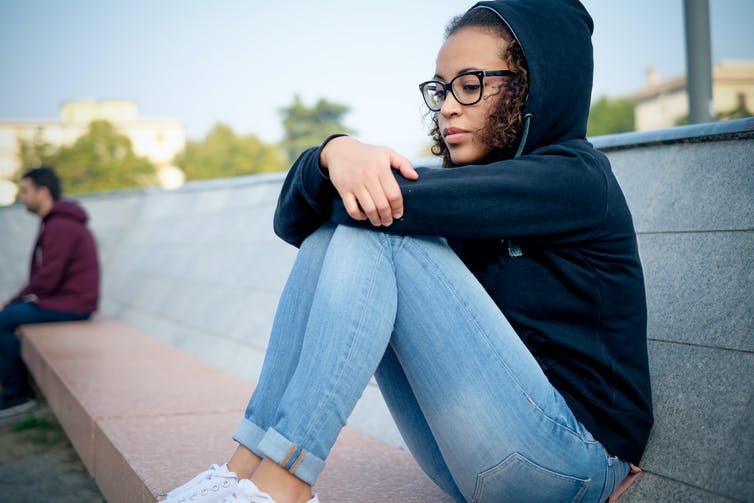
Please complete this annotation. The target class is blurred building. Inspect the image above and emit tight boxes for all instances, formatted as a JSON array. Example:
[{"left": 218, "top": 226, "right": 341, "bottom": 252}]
[
  {"left": 0, "top": 100, "right": 186, "bottom": 201},
  {"left": 635, "top": 59, "right": 754, "bottom": 131}
]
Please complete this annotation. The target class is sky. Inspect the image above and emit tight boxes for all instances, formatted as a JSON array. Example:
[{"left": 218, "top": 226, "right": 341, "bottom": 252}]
[{"left": 1, "top": 0, "right": 753, "bottom": 158}]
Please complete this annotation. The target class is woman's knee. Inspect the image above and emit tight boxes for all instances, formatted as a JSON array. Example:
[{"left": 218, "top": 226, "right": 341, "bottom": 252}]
[
  {"left": 331, "top": 224, "right": 450, "bottom": 255},
  {"left": 326, "top": 224, "right": 392, "bottom": 258},
  {"left": 296, "top": 222, "right": 337, "bottom": 259}
]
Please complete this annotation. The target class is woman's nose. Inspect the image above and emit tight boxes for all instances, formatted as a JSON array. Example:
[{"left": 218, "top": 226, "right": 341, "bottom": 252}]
[{"left": 440, "top": 91, "right": 463, "bottom": 117}]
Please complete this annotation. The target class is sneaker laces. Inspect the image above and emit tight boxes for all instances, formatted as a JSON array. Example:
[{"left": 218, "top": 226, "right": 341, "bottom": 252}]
[
  {"left": 221, "top": 480, "right": 276, "bottom": 503},
  {"left": 165, "top": 463, "right": 237, "bottom": 500}
]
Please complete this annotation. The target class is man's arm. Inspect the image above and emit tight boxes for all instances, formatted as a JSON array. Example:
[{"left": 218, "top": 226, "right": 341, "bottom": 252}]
[{"left": 10, "top": 219, "right": 78, "bottom": 302}]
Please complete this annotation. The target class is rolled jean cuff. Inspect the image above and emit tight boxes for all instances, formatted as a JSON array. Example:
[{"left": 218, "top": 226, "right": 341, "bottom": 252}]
[
  {"left": 232, "top": 418, "right": 267, "bottom": 459},
  {"left": 257, "top": 428, "right": 325, "bottom": 485}
]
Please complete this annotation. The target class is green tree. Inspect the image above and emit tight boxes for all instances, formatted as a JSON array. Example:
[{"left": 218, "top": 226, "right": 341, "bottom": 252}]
[
  {"left": 53, "top": 120, "right": 156, "bottom": 195},
  {"left": 675, "top": 94, "right": 752, "bottom": 125},
  {"left": 716, "top": 93, "right": 753, "bottom": 120},
  {"left": 175, "top": 123, "right": 286, "bottom": 181},
  {"left": 17, "top": 127, "right": 57, "bottom": 176},
  {"left": 587, "top": 96, "right": 635, "bottom": 137},
  {"left": 279, "top": 95, "right": 354, "bottom": 162}
]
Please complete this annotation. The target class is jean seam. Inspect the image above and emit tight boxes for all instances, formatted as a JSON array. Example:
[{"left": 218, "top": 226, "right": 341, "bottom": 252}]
[
  {"left": 524, "top": 394, "right": 601, "bottom": 444},
  {"left": 596, "top": 451, "right": 613, "bottom": 503}
]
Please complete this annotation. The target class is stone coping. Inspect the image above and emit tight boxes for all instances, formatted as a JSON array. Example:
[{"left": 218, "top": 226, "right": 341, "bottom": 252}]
[{"left": 19, "top": 319, "right": 451, "bottom": 503}]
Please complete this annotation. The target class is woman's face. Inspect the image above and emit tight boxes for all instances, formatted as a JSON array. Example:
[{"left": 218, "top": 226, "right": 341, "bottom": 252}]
[{"left": 434, "top": 27, "right": 509, "bottom": 165}]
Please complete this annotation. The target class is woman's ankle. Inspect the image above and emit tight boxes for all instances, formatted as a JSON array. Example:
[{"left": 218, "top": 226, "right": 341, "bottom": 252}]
[
  {"left": 251, "top": 457, "right": 313, "bottom": 503},
  {"left": 227, "top": 443, "right": 262, "bottom": 479}
]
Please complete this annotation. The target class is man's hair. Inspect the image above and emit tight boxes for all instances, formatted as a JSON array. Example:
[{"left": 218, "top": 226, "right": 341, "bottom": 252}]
[
  {"left": 429, "top": 7, "right": 530, "bottom": 166},
  {"left": 22, "top": 166, "right": 62, "bottom": 200}
]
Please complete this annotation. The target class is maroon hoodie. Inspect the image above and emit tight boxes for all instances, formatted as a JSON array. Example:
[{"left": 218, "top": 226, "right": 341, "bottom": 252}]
[{"left": 7, "top": 200, "right": 99, "bottom": 313}]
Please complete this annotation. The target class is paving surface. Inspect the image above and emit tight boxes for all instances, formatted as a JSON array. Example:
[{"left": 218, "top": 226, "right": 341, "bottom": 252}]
[{"left": 0, "top": 403, "right": 103, "bottom": 502}]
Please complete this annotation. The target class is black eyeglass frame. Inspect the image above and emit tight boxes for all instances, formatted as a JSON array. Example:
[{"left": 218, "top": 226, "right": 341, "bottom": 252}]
[{"left": 419, "top": 70, "right": 517, "bottom": 111}]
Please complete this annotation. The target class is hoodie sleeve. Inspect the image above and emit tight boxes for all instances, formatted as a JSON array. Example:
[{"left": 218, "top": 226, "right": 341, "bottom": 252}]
[
  {"left": 8, "top": 218, "right": 79, "bottom": 304},
  {"left": 330, "top": 142, "right": 610, "bottom": 243},
  {"left": 273, "top": 146, "right": 338, "bottom": 247}
]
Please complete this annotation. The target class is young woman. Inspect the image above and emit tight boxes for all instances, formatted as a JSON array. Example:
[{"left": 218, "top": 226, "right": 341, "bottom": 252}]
[{"left": 166, "top": 1, "right": 652, "bottom": 502}]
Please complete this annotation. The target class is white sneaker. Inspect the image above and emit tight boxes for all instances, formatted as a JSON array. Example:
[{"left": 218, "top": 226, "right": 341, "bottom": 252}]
[
  {"left": 220, "top": 479, "right": 319, "bottom": 503},
  {"left": 162, "top": 463, "right": 238, "bottom": 502}
]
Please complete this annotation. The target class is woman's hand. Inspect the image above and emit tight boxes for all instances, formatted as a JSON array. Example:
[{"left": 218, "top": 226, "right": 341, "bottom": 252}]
[{"left": 320, "top": 136, "right": 419, "bottom": 227}]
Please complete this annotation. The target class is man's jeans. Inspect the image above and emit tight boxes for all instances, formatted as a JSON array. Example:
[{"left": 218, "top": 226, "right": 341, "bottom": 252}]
[
  {"left": 0, "top": 301, "right": 90, "bottom": 402},
  {"left": 233, "top": 223, "right": 629, "bottom": 503}
]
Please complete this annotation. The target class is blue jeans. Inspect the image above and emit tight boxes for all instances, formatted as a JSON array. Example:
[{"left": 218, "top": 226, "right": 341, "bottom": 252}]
[
  {"left": 0, "top": 301, "right": 91, "bottom": 402},
  {"left": 233, "top": 223, "right": 629, "bottom": 503}
]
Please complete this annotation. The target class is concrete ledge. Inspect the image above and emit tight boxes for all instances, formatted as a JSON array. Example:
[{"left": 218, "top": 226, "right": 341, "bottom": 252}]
[{"left": 19, "top": 319, "right": 451, "bottom": 503}]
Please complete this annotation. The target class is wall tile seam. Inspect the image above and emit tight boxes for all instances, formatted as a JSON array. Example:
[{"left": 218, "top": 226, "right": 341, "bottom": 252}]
[
  {"left": 635, "top": 470, "right": 747, "bottom": 503},
  {"left": 144, "top": 325, "right": 272, "bottom": 353},
  {"left": 637, "top": 228, "right": 754, "bottom": 235},
  {"left": 169, "top": 176, "right": 287, "bottom": 193},
  {"left": 103, "top": 281, "right": 285, "bottom": 296},
  {"left": 108, "top": 240, "right": 281, "bottom": 247},
  {"left": 127, "top": 203, "right": 280, "bottom": 221},
  {"left": 647, "top": 338, "right": 754, "bottom": 355},
  {"left": 91, "top": 410, "right": 245, "bottom": 422}
]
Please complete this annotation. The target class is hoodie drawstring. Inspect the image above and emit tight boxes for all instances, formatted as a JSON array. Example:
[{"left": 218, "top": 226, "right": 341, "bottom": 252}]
[{"left": 514, "top": 114, "right": 533, "bottom": 158}]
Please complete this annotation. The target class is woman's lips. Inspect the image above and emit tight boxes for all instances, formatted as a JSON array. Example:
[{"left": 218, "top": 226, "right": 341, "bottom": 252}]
[{"left": 443, "top": 127, "right": 468, "bottom": 145}]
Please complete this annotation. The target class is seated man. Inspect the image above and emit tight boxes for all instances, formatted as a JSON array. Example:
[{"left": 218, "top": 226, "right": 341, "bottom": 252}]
[{"left": 0, "top": 166, "right": 99, "bottom": 423}]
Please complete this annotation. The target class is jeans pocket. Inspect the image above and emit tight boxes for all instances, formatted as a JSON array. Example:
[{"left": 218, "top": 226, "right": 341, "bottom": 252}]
[{"left": 472, "top": 452, "right": 590, "bottom": 503}]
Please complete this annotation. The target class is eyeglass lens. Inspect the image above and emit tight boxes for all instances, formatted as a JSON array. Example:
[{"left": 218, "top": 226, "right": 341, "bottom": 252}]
[{"left": 422, "top": 73, "right": 484, "bottom": 111}]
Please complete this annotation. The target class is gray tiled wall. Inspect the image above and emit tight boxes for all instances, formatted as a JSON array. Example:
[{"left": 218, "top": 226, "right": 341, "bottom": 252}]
[{"left": 607, "top": 135, "right": 754, "bottom": 502}]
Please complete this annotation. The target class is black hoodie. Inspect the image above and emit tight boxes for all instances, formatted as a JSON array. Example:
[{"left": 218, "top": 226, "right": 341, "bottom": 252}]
[{"left": 273, "top": 0, "right": 653, "bottom": 464}]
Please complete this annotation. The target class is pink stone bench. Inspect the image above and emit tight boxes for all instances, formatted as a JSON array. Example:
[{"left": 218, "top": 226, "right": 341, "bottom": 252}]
[{"left": 19, "top": 319, "right": 452, "bottom": 503}]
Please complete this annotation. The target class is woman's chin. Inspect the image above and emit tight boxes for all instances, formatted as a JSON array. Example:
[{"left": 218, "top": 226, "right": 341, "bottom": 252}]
[{"left": 448, "top": 147, "right": 486, "bottom": 166}]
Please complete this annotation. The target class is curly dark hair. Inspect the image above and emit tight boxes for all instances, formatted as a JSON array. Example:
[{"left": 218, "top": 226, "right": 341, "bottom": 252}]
[{"left": 429, "top": 8, "right": 529, "bottom": 167}]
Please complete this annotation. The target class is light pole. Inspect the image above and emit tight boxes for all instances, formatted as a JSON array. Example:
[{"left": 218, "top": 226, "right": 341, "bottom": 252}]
[{"left": 684, "top": 0, "right": 713, "bottom": 124}]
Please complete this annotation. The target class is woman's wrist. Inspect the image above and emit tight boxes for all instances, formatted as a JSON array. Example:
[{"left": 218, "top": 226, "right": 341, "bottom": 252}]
[{"left": 318, "top": 134, "right": 349, "bottom": 172}]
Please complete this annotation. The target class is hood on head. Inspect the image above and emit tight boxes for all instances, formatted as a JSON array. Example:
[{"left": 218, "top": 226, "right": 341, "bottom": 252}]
[
  {"left": 470, "top": 0, "right": 595, "bottom": 155},
  {"left": 47, "top": 200, "right": 89, "bottom": 224}
]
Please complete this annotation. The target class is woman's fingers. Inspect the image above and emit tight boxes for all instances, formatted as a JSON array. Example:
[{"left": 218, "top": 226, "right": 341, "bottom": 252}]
[
  {"left": 389, "top": 150, "right": 418, "bottom": 181},
  {"left": 361, "top": 157, "right": 405, "bottom": 226},
  {"left": 355, "top": 187, "right": 383, "bottom": 226},
  {"left": 325, "top": 138, "right": 418, "bottom": 227},
  {"left": 342, "top": 192, "right": 367, "bottom": 221},
  {"left": 380, "top": 169, "right": 404, "bottom": 220},
  {"left": 364, "top": 180, "right": 395, "bottom": 226}
]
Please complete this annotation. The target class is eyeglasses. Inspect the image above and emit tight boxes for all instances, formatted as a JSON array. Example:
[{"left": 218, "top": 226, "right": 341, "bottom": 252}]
[{"left": 419, "top": 70, "right": 517, "bottom": 112}]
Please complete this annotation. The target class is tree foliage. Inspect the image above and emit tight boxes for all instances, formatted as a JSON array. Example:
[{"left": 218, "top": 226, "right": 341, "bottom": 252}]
[
  {"left": 174, "top": 123, "right": 286, "bottom": 181},
  {"left": 587, "top": 96, "right": 636, "bottom": 137},
  {"left": 279, "top": 95, "right": 354, "bottom": 162},
  {"left": 18, "top": 127, "right": 57, "bottom": 173},
  {"left": 19, "top": 120, "right": 156, "bottom": 195},
  {"left": 675, "top": 96, "right": 752, "bottom": 126}
]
